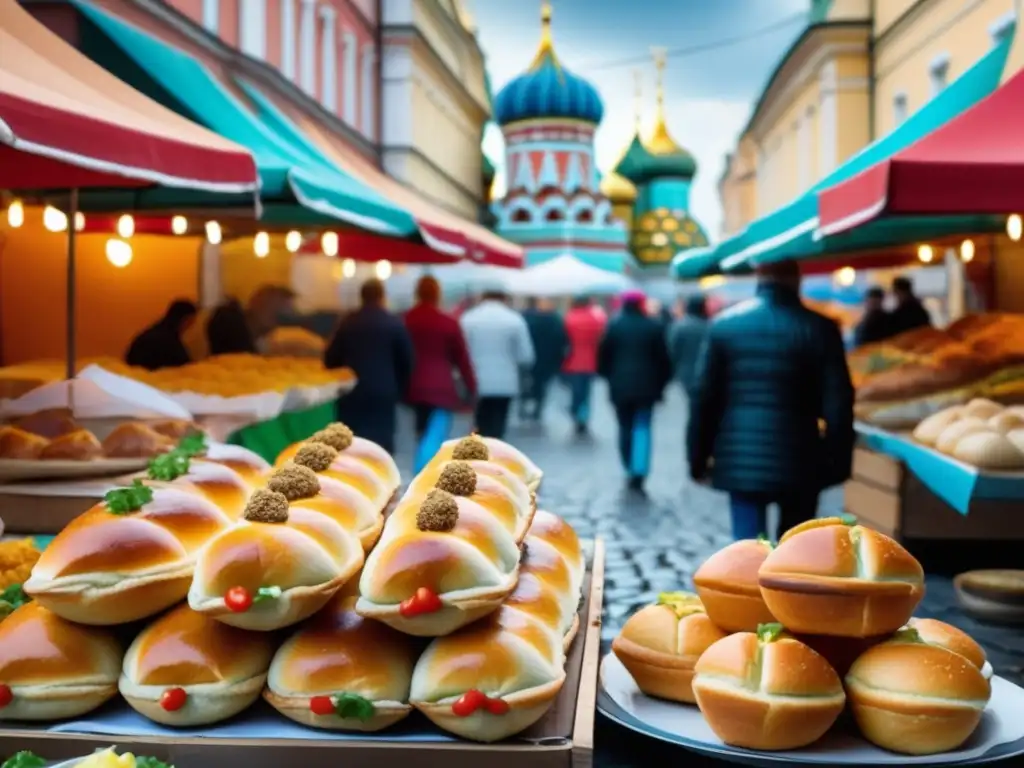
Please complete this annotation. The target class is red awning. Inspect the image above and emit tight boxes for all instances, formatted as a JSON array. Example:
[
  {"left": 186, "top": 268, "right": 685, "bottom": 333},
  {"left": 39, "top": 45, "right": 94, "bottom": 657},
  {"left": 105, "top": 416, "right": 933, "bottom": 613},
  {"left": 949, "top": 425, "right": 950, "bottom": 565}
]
[
  {"left": 0, "top": 0, "right": 257, "bottom": 192},
  {"left": 818, "top": 69, "right": 1024, "bottom": 236}
]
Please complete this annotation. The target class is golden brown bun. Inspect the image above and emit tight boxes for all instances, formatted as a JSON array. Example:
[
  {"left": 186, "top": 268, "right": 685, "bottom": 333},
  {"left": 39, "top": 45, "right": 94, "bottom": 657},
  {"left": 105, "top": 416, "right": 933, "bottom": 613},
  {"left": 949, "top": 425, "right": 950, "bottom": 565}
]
[
  {"left": 265, "top": 594, "right": 419, "bottom": 731},
  {"left": 120, "top": 603, "right": 275, "bottom": 726},
  {"left": 427, "top": 436, "right": 543, "bottom": 491},
  {"left": 952, "top": 431, "right": 1024, "bottom": 469},
  {"left": 101, "top": 422, "right": 175, "bottom": 458},
  {"left": 692, "top": 631, "right": 845, "bottom": 750},
  {"left": 39, "top": 429, "right": 103, "bottom": 461},
  {"left": 612, "top": 599, "right": 726, "bottom": 704},
  {"left": 758, "top": 519, "right": 924, "bottom": 638},
  {"left": 907, "top": 618, "right": 987, "bottom": 669},
  {"left": 275, "top": 432, "right": 400, "bottom": 497},
  {"left": 793, "top": 634, "right": 888, "bottom": 678},
  {"left": 693, "top": 539, "right": 776, "bottom": 632},
  {"left": 0, "top": 426, "right": 49, "bottom": 459},
  {"left": 912, "top": 407, "right": 963, "bottom": 446},
  {"left": 0, "top": 602, "right": 121, "bottom": 720},
  {"left": 935, "top": 418, "right": 990, "bottom": 454},
  {"left": 11, "top": 408, "right": 78, "bottom": 439},
  {"left": 149, "top": 420, "right": 202, "bottom": 441},
  {"left": 845, "top": 639, "right": 991, "bottom": 755}
]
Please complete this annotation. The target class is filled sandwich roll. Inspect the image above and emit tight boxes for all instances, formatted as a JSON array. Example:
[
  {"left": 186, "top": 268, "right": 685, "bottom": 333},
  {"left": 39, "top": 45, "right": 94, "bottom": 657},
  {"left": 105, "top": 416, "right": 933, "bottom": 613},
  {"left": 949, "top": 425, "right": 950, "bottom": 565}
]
[
  {"left": 906, "top": 617, "right": 987, "bottom": 669},
  {"left": 426, "top": 435, "right": 542, "bottom": 492},
  {"left": 693, "top": 538, "right": 776, "bottom": 633}
]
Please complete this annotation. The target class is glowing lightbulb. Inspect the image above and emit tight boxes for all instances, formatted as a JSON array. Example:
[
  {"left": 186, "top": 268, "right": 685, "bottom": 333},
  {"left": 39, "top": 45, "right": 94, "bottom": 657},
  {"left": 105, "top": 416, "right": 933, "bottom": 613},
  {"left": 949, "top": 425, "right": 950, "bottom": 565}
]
[
  {"left": 917, "top": 244, "right": 934, "bottom": 263},
  {"left": 6, "top": 200, "right": 24, "bottom": 228},
  {"left": 835, "top": 266, "right": 856, "bottom": 287},
  {"left": 1008, "top": 214, "right": 1023, "bottom": 242},
  {"left": 116, "top": 214, "right": 135, "bottom": 238},
  {"left": 342, "top": 258, "right": 356, "bottom": 278},
  {"left": 105, "top": 238, "right": 133, "bottom": 268},
  {"left": 43, "top": 206, "right": 68, "bottom": 233},
  {"left": 205, "top": 220, "right": 222, "bottom": 245},
  {"left": 254, "top": 231, "right": 270, "bottom": 258},
  {"left": 285, "top": 230, "right": 302, "bottom": 253},
  {"left": 321, "top": 231, "right": 339, "bottom": 257},
  {"left": 74, "top": 212, "right": 86, "bottom": 232},
  {"left": 960, "top": 239, "right": 975, "bottom": 263},
  {"left": 171, "top": 216, "right": 188, "bottom": 235},
  {"left": 376, "top": 260, "right": 392, "bottom": 280}
]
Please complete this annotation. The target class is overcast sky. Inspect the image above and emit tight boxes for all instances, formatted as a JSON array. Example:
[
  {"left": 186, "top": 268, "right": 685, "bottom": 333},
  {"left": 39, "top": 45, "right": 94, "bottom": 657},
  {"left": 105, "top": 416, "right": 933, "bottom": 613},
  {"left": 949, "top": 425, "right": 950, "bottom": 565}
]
[{"left": 469, "top": 0, "right": 809, "bottom": 239}]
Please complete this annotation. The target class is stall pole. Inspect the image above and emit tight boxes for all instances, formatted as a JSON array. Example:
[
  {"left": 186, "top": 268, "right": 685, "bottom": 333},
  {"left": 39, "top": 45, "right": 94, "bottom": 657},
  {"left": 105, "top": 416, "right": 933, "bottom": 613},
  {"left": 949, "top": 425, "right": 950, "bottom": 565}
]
[{"left": 65, "top": 189, "right": 79, "bottom": 388}]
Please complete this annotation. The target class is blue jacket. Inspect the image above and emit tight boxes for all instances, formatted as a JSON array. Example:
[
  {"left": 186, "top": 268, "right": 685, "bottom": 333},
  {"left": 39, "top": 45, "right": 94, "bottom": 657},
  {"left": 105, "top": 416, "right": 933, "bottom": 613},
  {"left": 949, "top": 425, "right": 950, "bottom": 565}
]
[
  {"left": 597, "top": 306, "right": 673, "bottom": 407},
  {"left": 686, "top": 283, "right": 855, "bottom": 495},
  {"left": 522, "top": 309, "right": 568, "bottom": 383}
]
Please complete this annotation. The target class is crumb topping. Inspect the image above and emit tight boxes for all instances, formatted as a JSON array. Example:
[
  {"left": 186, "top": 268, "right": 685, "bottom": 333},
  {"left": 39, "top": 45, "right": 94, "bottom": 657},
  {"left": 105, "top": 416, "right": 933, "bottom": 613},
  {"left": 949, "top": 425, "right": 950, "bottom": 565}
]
[
  {"left": 451, "top": 435, "right": 488, "bottom": 461},
  {"left": 416, "top": 489, "right": 459, "bottom": 532},
  {"left": 244, "top": 489, "right": 290, "bottom": 523},
  {"left": 267, "top": 462, "right": 321, "bottom": 500},
  {"left": 436, "top": 461, "right": 477, "bottom": 496},
  {"left": 308, "top": 423, "right": 354, "bottom": 452},
  {"left": 294, "top": 442, "right": 338, "bottom": 473}
]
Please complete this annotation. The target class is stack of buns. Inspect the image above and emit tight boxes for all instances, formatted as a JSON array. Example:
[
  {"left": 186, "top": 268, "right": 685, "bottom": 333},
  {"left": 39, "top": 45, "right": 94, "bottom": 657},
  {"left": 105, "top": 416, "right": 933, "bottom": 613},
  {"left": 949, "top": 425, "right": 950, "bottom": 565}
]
[
  {"left": 614, "top": 516, "right": 993, "bottom": 755},
  {"left": 912, "top": 399, "right": 1024, "bottom": 469}
]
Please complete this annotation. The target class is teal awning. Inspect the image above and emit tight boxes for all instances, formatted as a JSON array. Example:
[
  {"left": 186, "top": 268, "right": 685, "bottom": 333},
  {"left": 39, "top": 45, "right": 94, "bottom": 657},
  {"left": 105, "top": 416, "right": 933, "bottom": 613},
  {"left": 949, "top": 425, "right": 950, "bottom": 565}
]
[
  {"left": 72, "top": 0, "right": 418, "bottom": 236},
  {"left": 672, "top": 247, "right": 721, "bottom": 281},
  {"left": 712, "top": 31, "right": 1013, "bottom": 274}
]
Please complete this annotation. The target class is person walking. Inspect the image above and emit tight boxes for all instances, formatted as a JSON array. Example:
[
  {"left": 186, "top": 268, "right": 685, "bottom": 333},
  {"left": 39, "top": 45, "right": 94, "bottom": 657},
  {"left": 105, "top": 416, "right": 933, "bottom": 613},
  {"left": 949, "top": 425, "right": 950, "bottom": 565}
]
[
  {"left": 404, "top": 275, "right": 477, "bottom": 438},
  {"left": 125, "top": 299, "right": 197, "bottom": 371},
  {"left": 459, "top": 290, "right": 535, "bottom": 439},
  {"left": 686, "top": 260, "right": 855, "bottom": 542},
  {"left": 324, "top": 279, "right": 413, "bottom": 454},
  {"left": 667, "top": 294, "right": 710, "bottom": 399},
  {"left": 852, "top": 286, "right": 891, "bottom": 348},
  {"left": 520, "top": 297, "right": 567, "bottom": 422},
  {"left": 563, "top": 296, "right": 607, "bottom": 434},
  {"left": 887, "top": 275, "right": 932, "bottom": 337},
  {"left": 598, "top": 290, "right": 673, "bottom": 493},
  {"left": 206, "top": 285, "right": 295, "bottom": 355}
]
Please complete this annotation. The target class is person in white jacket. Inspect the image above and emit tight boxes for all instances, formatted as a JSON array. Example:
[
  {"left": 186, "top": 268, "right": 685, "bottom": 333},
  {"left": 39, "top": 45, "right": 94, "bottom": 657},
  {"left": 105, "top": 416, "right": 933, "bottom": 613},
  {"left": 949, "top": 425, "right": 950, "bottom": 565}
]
[{"left": 459, "top": 290, "right": 536, "bottom": 438}]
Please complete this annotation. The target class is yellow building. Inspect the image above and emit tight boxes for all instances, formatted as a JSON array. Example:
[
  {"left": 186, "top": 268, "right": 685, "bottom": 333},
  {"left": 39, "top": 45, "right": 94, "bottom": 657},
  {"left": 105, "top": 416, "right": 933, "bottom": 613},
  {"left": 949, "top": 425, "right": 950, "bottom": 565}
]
[{"left": 719, "top": 0, "right": 1017, "bottom": 238}]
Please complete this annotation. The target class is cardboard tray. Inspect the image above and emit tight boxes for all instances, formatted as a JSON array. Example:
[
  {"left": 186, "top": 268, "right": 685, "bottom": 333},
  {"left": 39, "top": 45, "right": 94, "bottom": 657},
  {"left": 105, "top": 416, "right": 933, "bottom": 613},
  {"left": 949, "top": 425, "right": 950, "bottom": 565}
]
[{"left": 0, "top": 538, "right": 606, "bottom": 768}]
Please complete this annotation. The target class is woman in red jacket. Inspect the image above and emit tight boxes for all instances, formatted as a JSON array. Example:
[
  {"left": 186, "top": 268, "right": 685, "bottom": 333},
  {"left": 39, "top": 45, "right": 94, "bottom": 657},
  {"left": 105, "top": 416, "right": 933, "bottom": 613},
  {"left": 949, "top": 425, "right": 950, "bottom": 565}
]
[
  {"left": 404, "top": 276, "right": 478, "bottom": 437},
  {"left": 563, "top": 296, "right": 607, "bottom": 435}
]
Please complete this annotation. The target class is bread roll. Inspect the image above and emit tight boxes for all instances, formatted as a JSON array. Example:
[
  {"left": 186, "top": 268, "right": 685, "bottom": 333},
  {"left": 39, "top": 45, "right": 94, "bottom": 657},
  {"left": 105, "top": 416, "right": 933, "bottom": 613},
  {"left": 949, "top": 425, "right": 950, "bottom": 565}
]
[
  {"left": 197, "top": 441, "right": 270, "bottom": 485},
  {"left": 120, "top": 603, "right": 275, "bottom": 726},
  {"left": 935, "top": 418, "right": 990, "bottom": 454},
  {"left": 692, "top": 625, "right": 845, "bottom": 750},
  {"left": 989, "top": 411, "right": 1024, "bottom": 435},
  {"left": 426, "top": 435, "right": 543, "bottom": 492},
  {"left": 906, "top": 617, "right": 987, "bottom": 669},
  {"left": 188, "top": 474, "right": 364, "bottom": 631},
  {"left": 912, "top": 407, "right": 963, "bottom": 446},
  {"left": 264, "top": 594, "right": 420, "bottom": 731},
  {"left": 792, "top": 634, "right": 887, "bottom": 678},
  {"left": 845, "top": 632, "right": 991, "bottom": 754},
  {"left": 25, "top": 480, "right": 234, "bottom": 625},
  {"left": 758, "top": 517, "right": 924, "bottom": 637},
  {"left": 0, "top": 427, "right": 49, "bottom": 460},
  {"left": 963, "top": 397, "right": 1004, "bottom": 420},
  {"left": 693, "top": 539, "right": 776, "bottom": 632},
  {"left": 612, "top": 593, "right": 727, "bottom": 704},
  {"left": 952, "top": 431, "right": 1024, "bottom": 469},
  {"left": 39, "top": 429, "right": 102, "bottom": 460},
  {"left": 100, "top": 423, "right": 175, "bottom": 458},
  {"left": 409, "top": 511, "right": 584, "bottom": 742},
  {"left": 0, "top": 603, "right": 121, "bottom": 720}
]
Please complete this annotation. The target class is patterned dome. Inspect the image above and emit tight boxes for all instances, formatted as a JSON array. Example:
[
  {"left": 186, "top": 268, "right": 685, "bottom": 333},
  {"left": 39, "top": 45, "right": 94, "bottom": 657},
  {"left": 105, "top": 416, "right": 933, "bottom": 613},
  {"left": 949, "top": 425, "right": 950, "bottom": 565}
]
[
  {"left": 632, "top": 207, "right": 708, "bottom": 265},
  {"left": 493, "top": 4, "right": 604, "bottom": 127}
]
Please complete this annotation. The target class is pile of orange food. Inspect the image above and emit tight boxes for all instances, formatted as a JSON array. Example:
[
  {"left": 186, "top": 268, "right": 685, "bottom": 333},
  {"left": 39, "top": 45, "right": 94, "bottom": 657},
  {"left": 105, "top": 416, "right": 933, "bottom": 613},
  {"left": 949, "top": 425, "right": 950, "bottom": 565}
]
[{"left": 613, "top": 517, "right": 992, "bottom": 756}]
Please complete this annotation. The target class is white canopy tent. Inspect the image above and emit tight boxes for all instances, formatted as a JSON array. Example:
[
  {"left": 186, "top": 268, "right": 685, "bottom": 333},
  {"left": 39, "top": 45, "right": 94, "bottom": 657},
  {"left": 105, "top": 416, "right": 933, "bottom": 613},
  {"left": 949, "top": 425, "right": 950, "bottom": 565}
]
[{"left": 505, "top": 254, "right": 634, "bottom": 297}]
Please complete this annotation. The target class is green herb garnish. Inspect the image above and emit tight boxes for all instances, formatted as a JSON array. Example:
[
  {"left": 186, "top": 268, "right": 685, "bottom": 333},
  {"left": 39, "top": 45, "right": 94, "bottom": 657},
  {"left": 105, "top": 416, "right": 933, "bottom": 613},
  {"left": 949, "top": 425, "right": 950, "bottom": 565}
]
[
  {"left": 0, "top": 585, "right": 30, "bottom": 619},
  {"left": 755, "top": 534, "right": 775, "bottom": 549},
  {"left": 839, "top": 513, "right": 857, "bottom": 526},
  {"left": 333, "top": 692, "right": 376, "bottom": 721},
  {"left": 147, "top": 450, "right": 192, "bottom": 481},
  {"left": 104, "top": 479, "right": 154, "bottom": 514},
  {"left": 177, "top": 432, "right": 207, "bottom": 457},
  {"left": 657, "top": 591, "right": 704, "bottom": 618},
  {"left": 136, "top": 757, "right": 173, "bottom": 768},
  {"left": 756, "top": 623, "right": 786, "bottom": 643},
  {"left": 1, "top": 751, "right": 45, "bottom": 768},
  {"left": 891, "top": 626, "right": 924, "bottom": 644},
  {"left": 253, "top": 586, "right": 282, "bottom": 603}
]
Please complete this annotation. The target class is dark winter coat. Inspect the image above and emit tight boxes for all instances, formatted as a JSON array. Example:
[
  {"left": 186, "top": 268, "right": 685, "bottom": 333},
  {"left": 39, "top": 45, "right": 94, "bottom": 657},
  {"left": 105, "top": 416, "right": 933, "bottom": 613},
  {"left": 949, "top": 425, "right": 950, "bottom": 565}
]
[{"left": 597, "top": 305, "right": 672, "bottom": 407}]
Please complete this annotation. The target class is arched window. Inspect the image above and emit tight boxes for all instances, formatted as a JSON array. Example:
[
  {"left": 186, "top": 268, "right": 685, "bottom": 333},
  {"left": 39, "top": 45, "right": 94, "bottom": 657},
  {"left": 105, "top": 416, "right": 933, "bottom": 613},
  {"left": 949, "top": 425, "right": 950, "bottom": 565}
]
[
  {"left": 511, "top": 209, "right": 531, "bottom": 223},
  {"left": 546, "top": 209, "right": 565, "bottom": 222},
  {"left": 576, "top": 209, "right": 593, "bottom": 224}
]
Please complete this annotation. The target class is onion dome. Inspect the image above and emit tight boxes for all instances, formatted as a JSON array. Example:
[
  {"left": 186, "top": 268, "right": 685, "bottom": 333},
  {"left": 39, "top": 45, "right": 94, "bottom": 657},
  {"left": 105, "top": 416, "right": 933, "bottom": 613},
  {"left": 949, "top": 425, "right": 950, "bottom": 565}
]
[
  {"left": 613, "top": 135, "right": 653, "bottom": 185},
  {"left": 493, "top": 3, "right": 604, "bottom": 127},
  {"left": 600, "top": 170, "right": 636, "bottom": 204}
]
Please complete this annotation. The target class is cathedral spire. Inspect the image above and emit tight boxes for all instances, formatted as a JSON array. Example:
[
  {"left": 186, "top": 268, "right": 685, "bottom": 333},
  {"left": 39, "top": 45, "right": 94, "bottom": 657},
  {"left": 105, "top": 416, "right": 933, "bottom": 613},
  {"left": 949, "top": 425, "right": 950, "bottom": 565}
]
[
  {"left": 530, "top": 1, "right": 559, "bottom": 69},
  {"left": 633, "top": 68, "right": 643, "bottom": 133}
]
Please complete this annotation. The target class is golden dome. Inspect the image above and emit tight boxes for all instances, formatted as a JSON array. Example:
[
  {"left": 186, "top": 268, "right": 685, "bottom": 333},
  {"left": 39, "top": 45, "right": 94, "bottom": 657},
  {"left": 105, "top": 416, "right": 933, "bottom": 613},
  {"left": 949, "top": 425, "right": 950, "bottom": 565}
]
[{"left": 601, "top": 171, "right": 637, "bottom": 204}]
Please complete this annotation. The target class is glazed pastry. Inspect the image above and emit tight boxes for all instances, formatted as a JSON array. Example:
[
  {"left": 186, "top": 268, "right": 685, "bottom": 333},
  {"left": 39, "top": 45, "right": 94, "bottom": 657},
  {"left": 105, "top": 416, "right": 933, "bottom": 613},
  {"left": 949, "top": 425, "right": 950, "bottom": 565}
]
[
  {"left": 265, "top": 594, "right": 421, "bottom": 731},
  {"left": 146, "top": 444, "right": 260, "bottom": 520},
  {"left": 409, "top": 511, "right": 584, "bottom": 742},
  {"left": 120, "top": 603, "right": 275, "bottom": 726},
  {"left": 164, "top": 432, "right": 270, "bottom": 487},
  {"left": 612, "top": 592, "right": 727, "bottom": 704},
  {"left": 11, "top": 408, "right": 78, "bottom": 439},
  {"left": 0, "top": 602, "right": 121, "bottom": 720},
  {"left": 24, "top": 479, "right": 233, "bottom": 624},
  {"left": 758, "top": 517, "right": 924, "bottom": 638},
  {"left": 905, "top": 617, "right": 987, "bottom": 669},
  {"left": 39, "top": 429, "right": 103, "bottom": 460},
  {"left": 274, "top": 423, "right": 400, "bottom": 512},
  {"left": 100, "top": 423, "right": 175, "bottom": 458},
  {"left": 846, "top": 629, "right": 991, "bottom": 755},
  {"left": 425, "top": 435, "right": 543, "bottom": 491},
  {"left": 356, "top": 475, "right": 524, "bottom": 636},
  {"left": 149, "top": 419, "right": 202, "bottom": 441},
  {"left": 693, "top": 538, "right": 776, "bottom": 632},
  {"left": 0, "top": 426, "right": 48, "bottom": 459},
  {"left": 692, "top": 624, "right": 846, "bottom": 750},
  {"left": 188, "top": 471, "right": 365, "bottom": 631}
]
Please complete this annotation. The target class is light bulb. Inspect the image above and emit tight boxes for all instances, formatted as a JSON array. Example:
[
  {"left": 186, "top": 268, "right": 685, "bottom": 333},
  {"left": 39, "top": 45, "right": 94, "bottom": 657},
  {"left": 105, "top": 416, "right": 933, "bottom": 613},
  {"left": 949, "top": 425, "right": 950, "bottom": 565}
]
[
  {"left": 171, "top": 215, "right": 188, "bottom": 235},
  {"left": 376, "top": 260, "right": 392, "bottom": 280},
  {"left": 105, "top": 238, "right": 133, "bottom": 268},
  {"left": 960, "top": 239, "right": 975, "bottom": 263},
  {"left": 285, "top": 230, "right": 302, "bottom": 253},
  {"left": 74, "top": 212, "right": 86, "bottom": 232},
  {"left": 254, "top": 231, "right": 270, "bottom": 258},
  {"left": 342, "top": 258, "right": 356, "bottom": 278},
  {"left": 205, "top": 220, "right": 222, "bottom": 245},
  {"left": 321, "top": 231, "right": 339, "bottom": 257},
  {"left": 43, "top": 206, "right": 68, "bottom": 233},
  {"left": 116, "top": 214, "right": 135, "bottom": 238},
  {"left": 6, "top": 200, "right": 24, "bottom": 228},
  {"left": 917, "top": 244, "right": 934, "bottom": 263},
  {"left": 835, "top": 266, "right": 856, "bottom": 287},
  {"left": 1008, "top": 214, "right": 1022, "bottom": 242}
]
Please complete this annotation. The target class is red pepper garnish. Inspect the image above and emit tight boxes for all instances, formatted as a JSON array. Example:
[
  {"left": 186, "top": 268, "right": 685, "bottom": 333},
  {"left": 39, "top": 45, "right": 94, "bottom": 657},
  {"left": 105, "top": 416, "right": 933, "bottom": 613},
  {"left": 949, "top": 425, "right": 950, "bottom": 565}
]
[
  {"left": 451, "top": 689, "right": 507, "bottom": 717},
  {"left": 224, "top": 586, "right": 253, "bottom": 613},
  {"left": 160, "top": 687, "right": 187, "bottom": 712},
  {"left": 0, "top": 684, "right": 12, "bottom": 708},
  {"left": 399, "top": 587, "right": 443, "bottom": 618},
  {"left": 309, "top": 695, "right": 335, "bottom": 716},
  {"left": 485, "top": 697, "right": 510, "bottom": 715}
]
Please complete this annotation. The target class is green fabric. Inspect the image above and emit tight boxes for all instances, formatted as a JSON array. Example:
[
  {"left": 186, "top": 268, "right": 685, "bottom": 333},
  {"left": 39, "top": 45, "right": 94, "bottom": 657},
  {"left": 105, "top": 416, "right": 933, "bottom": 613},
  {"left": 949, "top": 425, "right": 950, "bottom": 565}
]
[
  {"left": 72, "top": 0, "right": 418, "bottom": 236},
  {"left": 228, "top": 402, "right": 335, "bottom": 463}
]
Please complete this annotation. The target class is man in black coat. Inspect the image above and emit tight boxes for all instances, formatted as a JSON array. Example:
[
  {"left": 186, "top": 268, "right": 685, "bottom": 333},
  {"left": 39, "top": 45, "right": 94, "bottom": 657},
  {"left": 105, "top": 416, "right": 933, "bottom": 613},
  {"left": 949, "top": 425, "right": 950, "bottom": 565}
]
[
  {"left": 888, "top": 275, "right": 932, "bottom": 337},
  {"left": 324, "top": 279, "right": 413, "bottom": 455},
  {"left": 125, "top": 299, "right": 197, "bottom": 371},
  {"left": 520, "top": 297, "right": 568, "bottom": 422},
  {"left": 852, "top": 286, "right": 891, "bottom": 348},
  {"left": 598, "top": 291, "right": 673, "bottom": 493},
  {"left": 686, "top": 260, "right": 855, "bottom": 541}
]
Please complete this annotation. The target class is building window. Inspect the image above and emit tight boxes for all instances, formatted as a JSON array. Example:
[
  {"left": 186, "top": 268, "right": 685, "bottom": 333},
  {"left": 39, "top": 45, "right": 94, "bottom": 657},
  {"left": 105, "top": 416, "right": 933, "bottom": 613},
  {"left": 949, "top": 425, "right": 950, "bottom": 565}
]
[
  {"left": 343, "top": 31, "right": 358, "bottom": 125},
  {"left": 576, "top": 210, "right": 593, "bottom": 224},
  {"left": 202, "top": 0, "right": 219, "bottom": 32},
  {"left": 511, "top": 209, "right": 531, "bottom": 224},
  {"left": 929, "top": 54, "right": 950, "bottom": 97},
  {"left": 239, "top": 0, "right": 267, "bottom": 59},
  {"left": 319, "top": 6, "right": 338, "bottom": 111},
  {"left": 990, "top": 11, "right": 1015, "bottom": 46},
  {"left": 281, "top": 0, "right": 296, "bottom": 79},
  {"left": 545, "top": 209, "right": 564, "bottom": 222},
  {"left": 360, "top": 44, "right": 376, "bottom": 137},
  {"left": 893, "top": 92, "right": 908, "bottom": 126}
]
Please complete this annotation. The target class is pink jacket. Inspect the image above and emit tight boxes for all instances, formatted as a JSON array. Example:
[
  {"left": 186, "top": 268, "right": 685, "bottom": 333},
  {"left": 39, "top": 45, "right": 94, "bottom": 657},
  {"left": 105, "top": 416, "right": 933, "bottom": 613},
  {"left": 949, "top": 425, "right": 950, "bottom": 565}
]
[{"left": 563, "top": 306, "right": 607, "bottom": 374}]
